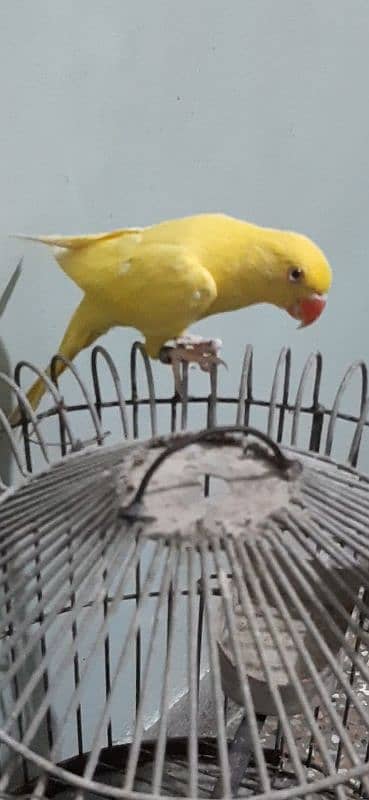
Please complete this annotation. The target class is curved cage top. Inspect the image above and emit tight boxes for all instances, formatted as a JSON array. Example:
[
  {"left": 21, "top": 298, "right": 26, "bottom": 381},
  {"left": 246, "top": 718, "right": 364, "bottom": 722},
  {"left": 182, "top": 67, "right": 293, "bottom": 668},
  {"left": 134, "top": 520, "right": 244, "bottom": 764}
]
[
  {"left": 1, "top": 342, "right": 369, "bottom": 485},
  {"left": 1, "top": 344, "right": 369, "bottom": 800},
  {"left": 0, "top": 425, "right": 369, "bottom": 800}
]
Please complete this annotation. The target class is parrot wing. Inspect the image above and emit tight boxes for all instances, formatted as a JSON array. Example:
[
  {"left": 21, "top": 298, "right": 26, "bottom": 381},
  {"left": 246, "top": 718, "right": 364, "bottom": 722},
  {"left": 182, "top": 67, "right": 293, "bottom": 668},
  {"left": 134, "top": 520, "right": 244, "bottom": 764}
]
[
  {"left": 109, "top": 242, "right": 218, "bottom": 357},
  {"left": 9, "top": 242, "right": 218, "bottom": 420}
]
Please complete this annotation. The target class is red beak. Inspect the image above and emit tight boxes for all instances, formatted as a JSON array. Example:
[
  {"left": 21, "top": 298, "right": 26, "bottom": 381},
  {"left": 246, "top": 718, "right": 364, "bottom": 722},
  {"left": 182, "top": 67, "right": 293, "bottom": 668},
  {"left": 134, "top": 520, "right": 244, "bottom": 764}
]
[{"left": 287, "top": 293, "right": 327, "bottom": 328}]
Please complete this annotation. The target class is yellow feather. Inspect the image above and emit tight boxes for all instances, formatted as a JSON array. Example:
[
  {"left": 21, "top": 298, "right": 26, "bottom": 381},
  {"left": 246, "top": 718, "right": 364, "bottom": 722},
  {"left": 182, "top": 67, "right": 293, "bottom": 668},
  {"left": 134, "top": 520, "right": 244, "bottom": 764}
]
[
  {"left": 9, "top": 213, "right": 332, "bottom": 422},
  {"left": 12, "top": 228, "right": 143, "bottom": 249}
]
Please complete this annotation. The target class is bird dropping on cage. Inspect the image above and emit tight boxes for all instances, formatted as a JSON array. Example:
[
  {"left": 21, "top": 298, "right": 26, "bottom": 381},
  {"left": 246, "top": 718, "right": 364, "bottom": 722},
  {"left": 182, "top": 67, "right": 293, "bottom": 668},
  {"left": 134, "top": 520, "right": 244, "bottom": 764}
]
[
  {"left": 118, "top": 428, "right": 365, "bottom": 714},
  {"left": 117, "top": 427, "right": 303, "bottom": 541}
]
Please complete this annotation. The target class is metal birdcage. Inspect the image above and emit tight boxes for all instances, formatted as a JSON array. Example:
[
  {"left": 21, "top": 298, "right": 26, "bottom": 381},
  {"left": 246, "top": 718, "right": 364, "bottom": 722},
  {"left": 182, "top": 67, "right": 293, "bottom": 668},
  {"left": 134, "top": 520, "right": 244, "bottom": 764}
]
[{"left": 0, "top": 342, "right": 369, "bottom": 800}]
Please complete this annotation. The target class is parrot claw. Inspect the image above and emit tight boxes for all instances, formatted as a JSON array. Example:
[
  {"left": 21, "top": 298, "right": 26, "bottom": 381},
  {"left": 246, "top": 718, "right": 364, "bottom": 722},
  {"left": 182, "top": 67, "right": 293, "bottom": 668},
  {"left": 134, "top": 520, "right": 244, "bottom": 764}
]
[{"left": 159, "top": 336, "right": 227, "bottom": 397}]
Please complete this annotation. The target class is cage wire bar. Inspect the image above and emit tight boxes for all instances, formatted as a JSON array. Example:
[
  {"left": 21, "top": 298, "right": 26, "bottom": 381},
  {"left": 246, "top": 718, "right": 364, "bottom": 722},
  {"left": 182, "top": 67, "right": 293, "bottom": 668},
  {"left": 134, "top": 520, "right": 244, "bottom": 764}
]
[
  {"left": 1, "top": 342, "right": 369, "bottom": 480},
  {"left": 0, "top": 343, "right": 368, "bottom": 800}
]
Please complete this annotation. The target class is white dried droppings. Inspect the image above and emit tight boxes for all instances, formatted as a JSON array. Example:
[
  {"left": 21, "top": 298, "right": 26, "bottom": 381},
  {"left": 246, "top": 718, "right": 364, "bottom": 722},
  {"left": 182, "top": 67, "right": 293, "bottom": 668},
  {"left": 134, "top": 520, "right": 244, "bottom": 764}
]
[
  {"left": 119, "top": 260, "right": 131, "bottom": 275},
  {"left": 192, "top": 289, "right": 202, "bottom": 301}
]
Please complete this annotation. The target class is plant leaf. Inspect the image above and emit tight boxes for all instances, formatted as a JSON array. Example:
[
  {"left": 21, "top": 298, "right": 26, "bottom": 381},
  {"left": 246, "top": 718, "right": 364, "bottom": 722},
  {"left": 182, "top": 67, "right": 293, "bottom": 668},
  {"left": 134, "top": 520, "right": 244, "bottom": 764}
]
[{"left": 0, "top": 258, "right": 23, "bottom": 318}]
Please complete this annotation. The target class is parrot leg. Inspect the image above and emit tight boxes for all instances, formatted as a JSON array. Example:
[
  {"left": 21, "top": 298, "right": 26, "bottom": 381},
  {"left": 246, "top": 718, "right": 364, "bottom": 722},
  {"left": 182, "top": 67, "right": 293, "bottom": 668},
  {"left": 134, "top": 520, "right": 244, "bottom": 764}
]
[
  {"left": 160, "top": 335, "right": 226, "bottom": 372},
  {"left": 159, "top": 335, "right": 227, "bottom": 396}
]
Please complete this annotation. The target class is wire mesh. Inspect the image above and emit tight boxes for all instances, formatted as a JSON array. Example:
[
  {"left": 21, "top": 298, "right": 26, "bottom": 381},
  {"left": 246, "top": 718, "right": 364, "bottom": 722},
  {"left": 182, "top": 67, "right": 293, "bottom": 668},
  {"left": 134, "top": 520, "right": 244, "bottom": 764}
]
[
  {"left": 0, "top": 343, "right": 369, "bottom": 800},
  {"left": 0, "top": 342, "right": 368, "bottom": 485}
]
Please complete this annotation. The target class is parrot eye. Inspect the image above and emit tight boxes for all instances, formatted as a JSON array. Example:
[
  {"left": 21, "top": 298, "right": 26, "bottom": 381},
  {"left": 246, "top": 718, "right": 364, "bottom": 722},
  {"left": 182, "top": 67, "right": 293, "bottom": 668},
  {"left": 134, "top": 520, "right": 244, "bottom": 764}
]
[{"left": 288, "top": 267, "right": 304, "bottom": 283}]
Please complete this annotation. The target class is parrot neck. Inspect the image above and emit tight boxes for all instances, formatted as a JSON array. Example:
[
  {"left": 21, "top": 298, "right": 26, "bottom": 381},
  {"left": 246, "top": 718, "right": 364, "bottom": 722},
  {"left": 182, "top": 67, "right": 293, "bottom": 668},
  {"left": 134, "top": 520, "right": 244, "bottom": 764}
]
[
  {"left": 245, "top": 236, "right": 280, "bottom": 304},
  {"left": 210, "top": 224, "right": 292, "bottom": 313}
]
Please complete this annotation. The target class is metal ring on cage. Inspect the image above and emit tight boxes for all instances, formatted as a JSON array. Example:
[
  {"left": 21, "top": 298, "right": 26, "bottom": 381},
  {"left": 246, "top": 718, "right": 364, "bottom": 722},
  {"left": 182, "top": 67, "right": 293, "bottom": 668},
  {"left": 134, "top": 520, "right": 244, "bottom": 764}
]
[
  {"left": 235, "top": 345, "right": 254, "bottom": 427},
  {"left": 130, "top": 342, "right": 158, "bottom": 437},
  {"left": 266, "top": 347, "right": 291, "bottom": 443},
  {"left": 14, "top": 360, "right": 78, "bottom": 450},
  {"left": 290, "top": 351, "right": 323, "bottom": 449},
  {"left": 50, "top": 354, "right": 105, "bottom": 445},
  {"left": 91, "top": 345, "right": 130, "bottom": 439},
  {"left": 325, "top": 360, "right": 368, "bottom": 466}
]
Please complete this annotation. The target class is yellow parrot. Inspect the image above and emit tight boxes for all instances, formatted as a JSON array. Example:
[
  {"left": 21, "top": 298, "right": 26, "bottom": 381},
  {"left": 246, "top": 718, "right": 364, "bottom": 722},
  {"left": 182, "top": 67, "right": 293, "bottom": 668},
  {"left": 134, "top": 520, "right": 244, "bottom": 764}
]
[{"left": 10, "top": 213, "right": 332, "bottom": 422}]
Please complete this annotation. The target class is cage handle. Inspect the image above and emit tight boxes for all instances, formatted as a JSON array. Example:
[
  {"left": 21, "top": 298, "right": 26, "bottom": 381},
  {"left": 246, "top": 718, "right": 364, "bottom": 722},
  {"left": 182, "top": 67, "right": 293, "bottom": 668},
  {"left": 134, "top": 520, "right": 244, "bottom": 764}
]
[{"left": 119, "top": 425, "right": 301, "bottom": 520}]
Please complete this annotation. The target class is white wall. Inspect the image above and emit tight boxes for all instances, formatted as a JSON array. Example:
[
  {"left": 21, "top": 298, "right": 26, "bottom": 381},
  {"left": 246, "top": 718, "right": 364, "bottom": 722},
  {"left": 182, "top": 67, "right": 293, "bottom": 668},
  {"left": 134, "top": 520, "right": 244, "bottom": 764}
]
[{"left": 0, "top": 0, "right": 368, "bottom": 466}]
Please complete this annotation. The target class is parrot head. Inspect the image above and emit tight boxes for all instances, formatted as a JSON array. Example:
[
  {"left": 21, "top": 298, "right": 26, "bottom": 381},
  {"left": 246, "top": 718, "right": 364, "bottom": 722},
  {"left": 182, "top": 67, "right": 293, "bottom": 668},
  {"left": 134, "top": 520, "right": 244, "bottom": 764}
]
[{"left": 263, "top": 229, "right": 332, "bottom": 328}]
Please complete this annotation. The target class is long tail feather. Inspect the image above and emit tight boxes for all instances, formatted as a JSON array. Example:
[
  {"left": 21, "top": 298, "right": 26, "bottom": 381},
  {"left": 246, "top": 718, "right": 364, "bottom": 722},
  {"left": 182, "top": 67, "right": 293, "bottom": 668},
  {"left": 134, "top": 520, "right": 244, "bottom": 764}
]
[{"left": 11, "top": 228, "right": 143, "bottom": 250}]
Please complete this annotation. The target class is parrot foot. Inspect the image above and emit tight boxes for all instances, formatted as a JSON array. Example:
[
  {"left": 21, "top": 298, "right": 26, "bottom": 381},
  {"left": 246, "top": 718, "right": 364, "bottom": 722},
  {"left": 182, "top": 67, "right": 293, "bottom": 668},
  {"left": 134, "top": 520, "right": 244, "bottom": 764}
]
[{"left": 159, "top": 336, "right": 227, "bottom": 396}]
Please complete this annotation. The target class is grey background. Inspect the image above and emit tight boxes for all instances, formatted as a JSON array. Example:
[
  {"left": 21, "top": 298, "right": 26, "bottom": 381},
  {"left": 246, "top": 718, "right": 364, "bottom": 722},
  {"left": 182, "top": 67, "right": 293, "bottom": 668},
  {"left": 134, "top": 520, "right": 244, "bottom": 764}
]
[
  {"left": 0, "top": 1, "right": 368, "bottom": 772},
  {"left": 0, "top": 0, "right": 368, "bottom": 467}
]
